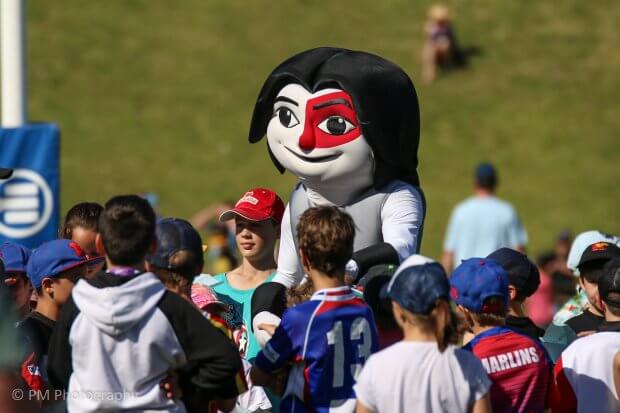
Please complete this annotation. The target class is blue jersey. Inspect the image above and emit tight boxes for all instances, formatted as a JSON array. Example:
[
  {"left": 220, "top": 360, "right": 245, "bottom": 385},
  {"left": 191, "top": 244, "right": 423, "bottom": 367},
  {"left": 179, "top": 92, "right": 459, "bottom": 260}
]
[{"left": 254, "top": 286, "right": 378, "bottom": 412}]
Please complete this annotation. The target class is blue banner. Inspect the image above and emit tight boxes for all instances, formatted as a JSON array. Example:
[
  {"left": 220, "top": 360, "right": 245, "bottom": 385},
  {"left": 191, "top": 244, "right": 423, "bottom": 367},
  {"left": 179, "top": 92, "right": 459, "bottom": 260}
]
[{"left": 0, "top": 123, "right": 60, "bottom": 248}]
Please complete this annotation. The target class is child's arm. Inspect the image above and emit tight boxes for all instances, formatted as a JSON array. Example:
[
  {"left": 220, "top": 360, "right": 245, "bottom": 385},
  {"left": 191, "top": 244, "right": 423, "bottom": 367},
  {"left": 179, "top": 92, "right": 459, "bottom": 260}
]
[
  {"left": 356, "top": 401, "right": 375, "bottom": 413},
  {"left": 471, "top": 393, "right": 492, "bottom": 413},
  {"left": 251, "top": 310, "right": 297, "bottom": 393}
]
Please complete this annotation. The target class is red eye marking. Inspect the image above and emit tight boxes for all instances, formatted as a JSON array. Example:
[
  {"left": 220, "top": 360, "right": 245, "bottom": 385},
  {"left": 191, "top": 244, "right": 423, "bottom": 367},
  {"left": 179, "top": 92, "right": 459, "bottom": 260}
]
[{"left": 297, "top": 91, "right": 362, "bottom": 150}]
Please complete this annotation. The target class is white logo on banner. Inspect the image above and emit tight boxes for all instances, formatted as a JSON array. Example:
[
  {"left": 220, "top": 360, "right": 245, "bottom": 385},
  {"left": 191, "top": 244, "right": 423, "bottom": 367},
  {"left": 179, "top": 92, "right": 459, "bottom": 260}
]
[{"left": 0, "top": 169, "right": 53, "bottom": 238}]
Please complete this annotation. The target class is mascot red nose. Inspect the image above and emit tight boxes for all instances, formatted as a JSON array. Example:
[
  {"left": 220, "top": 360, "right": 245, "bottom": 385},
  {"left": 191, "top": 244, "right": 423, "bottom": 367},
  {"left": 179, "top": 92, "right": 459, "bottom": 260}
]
[{"left": 249, "top": 47, "right": 426, "bottom": 338}]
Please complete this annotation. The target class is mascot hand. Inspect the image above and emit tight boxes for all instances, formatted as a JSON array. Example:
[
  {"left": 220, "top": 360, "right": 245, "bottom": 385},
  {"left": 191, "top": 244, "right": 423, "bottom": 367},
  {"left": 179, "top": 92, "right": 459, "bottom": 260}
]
[
  {"left": 345, "top": 259, "right": 359, "bottom": 280},
  {"left": 253, "top": 311, "right": 282, "bottom": 348}
]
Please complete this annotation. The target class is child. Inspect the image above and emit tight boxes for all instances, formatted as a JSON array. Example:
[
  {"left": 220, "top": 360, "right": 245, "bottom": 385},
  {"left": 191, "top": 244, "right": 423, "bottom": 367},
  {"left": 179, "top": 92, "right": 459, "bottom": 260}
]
[
  {"left": 47, "top": 195, "right": 245, "bottom": 412},
  {"left": 487, "top": 248, "right": 544, "bottom": 338},
  {"left": 355, "top": 255, "right": 492, "bottom": 413},
  {"left": 451, "top": 258, "right": 554, "bottom": 413},
  {"left": 211, "top": 188, "right": 284, "bottom": 360},
  {"left": 251, "top": 206, "right": 378, "bottom": 412},
  {"left": 18, "top": 239, "right": 95, "bottom": 405},
  {"left": 60, "top": 202, "right": 105, "bottom": 276},
  {"left": 146, "top": 217, "right": 204, "bottom": 302},
  {"left": 192, "top": 282, "right": 273, "bottom": 413},
  {"left": 553, "top": 257, "right": 620, "bottom": 412},
  {"left": 564, "top": 242, "right": 620, "bottom": 334},
  {"left": 0, "top": 242, "right": 32, "bottom": 319}
]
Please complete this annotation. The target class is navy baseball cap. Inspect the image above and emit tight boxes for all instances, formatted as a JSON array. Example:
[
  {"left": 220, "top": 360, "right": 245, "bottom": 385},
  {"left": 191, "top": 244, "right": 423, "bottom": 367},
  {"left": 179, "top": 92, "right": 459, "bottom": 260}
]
[
  {"left": 487, "top": 248, "right": 540, "bottom": 298},
  {"left": 382, "top": 255, "right": 450, "bottom": 315},
  {"left": 449, "top": 258, "right": 509, "bottom": 313},
  {"left": 147, "top": 218, "right": 204, "bottom": 271},
  {"left": 475, "top": 163, "right": 497, "bottom": 188},
  {"left": 0, "top": 242, "right": 31, "bottom": 275},
  {"left": 27, "top": 240, "right": 94, "bottom": 288}
]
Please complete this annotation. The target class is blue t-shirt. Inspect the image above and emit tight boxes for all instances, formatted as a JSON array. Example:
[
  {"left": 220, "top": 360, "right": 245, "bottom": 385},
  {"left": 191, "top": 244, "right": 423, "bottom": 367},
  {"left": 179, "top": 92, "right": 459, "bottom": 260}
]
[
  {"left": 443, "top": 196, "right": 527, "bottom": 266},
  {"left": 212, "top": 272, "right": 275, "bottom": 361},
  {"left": 255, "top": 286, "right": 379, "bottom": 413}
]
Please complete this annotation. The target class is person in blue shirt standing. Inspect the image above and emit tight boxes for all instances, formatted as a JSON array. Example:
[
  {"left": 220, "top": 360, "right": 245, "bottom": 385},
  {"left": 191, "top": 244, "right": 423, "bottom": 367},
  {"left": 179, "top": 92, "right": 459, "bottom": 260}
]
[{"left": 442, "top": 163, "right": 527, "bottom": 272}]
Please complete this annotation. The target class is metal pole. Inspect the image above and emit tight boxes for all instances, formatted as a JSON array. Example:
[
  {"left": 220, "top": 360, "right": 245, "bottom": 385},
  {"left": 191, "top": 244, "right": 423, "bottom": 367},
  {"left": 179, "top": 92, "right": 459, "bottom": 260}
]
[{"left": 1, "top": 0, "right": 27, "bottom": 127}]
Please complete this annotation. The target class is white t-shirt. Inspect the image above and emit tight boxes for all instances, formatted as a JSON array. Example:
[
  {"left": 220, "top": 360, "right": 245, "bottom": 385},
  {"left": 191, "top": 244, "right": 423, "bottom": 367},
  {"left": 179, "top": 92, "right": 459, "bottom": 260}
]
[{"left": 354, "top": 342, "right": 491, "bottom": 413}]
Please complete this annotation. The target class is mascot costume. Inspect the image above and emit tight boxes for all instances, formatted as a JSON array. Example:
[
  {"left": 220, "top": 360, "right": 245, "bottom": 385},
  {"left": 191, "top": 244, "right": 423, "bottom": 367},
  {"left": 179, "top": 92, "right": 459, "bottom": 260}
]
[{"left": 249, "top": 47, "right": 425, "bottom": 344}]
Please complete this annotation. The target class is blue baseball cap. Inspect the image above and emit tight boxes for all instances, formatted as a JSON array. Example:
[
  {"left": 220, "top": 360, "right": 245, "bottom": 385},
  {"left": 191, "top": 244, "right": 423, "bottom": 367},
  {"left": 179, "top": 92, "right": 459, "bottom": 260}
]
[
  {"left": 449, "top": 258, "right": 509, "bottom": 313},
  {"left": 147, "top": 218, "right": 204, "bottom": 272},
  {"left": 382, "top": 255, "right": 450, "bottom": 314},
  {"left": 0, "top": 242, "right": 31, "bottom": 274},
  {"left": 27, "top": 239, "right": 94, "bottom": 288}
]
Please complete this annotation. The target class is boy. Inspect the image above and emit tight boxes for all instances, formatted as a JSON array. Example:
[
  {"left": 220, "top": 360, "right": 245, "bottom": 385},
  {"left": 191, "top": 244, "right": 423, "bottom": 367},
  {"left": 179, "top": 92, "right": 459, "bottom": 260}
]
[
  {"left": 451, "top": 258, "right": 554, "bottom": 413},
  {"left": 18, "top": 239, "right": 94, "bottom": 402},
  {"left": 47, "top": 195, "right": 244, "bottom": 412},
  {"left": 563, "top": 242, "right": 620, "bottom": 335},
  {"left": 251, "top": 206, "right": 379, "bottom": 412},
  {"left": 211, "top": 187, "right": 284, "bottom": 360},
  {"left": 486, "top": 248, "right": 544, "bottom": 338},
  {"left": 0, "top": 242, "right": 32, "bottom": 319},
  {"left": 553, "top": 257, "right": 620, "bottom": 412}
]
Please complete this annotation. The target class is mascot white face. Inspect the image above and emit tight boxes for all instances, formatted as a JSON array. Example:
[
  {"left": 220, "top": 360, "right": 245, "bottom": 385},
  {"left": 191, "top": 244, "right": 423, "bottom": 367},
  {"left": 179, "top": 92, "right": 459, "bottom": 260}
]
[{"left": 266, "top": 84, "right": 374, "bottom": 195}]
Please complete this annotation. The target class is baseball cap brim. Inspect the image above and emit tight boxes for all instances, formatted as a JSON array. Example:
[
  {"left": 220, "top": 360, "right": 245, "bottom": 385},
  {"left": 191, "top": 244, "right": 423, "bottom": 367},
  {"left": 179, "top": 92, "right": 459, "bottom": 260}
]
[
  {"left": 219, "top": 208, "right": 272, "bottom": 223},
  {"left": 0, "top": 168, "right": 13, "bottom": 179}
]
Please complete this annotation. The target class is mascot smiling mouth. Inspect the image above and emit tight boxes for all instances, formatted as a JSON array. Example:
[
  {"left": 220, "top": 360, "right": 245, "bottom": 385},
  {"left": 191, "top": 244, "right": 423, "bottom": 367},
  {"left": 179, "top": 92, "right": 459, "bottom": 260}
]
[{"left": 284, "top": 146, "right": 342, "bottom": 163}]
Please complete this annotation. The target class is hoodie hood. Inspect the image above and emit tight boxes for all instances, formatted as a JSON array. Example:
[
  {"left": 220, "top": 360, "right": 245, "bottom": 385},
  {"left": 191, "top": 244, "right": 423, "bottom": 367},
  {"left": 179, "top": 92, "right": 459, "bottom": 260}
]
[{"left": 72, "top": 272, "right": 166, "bottom": 337}]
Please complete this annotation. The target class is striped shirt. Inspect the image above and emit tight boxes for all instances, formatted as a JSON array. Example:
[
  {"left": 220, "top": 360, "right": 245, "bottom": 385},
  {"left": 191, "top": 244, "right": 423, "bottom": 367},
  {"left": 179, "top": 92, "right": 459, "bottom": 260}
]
[
  {"left": 254, "top": 286, "right": 378, "bottom": 412},
  {"left": 464, "top": 326, "right": 553, "bottom": 413}
]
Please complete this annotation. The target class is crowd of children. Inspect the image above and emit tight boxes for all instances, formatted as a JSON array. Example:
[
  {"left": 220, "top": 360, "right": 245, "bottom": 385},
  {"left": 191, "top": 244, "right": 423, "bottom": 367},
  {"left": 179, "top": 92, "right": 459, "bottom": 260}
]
[{"left": 1, "top": 184, "right": 620, "bottom": 413}]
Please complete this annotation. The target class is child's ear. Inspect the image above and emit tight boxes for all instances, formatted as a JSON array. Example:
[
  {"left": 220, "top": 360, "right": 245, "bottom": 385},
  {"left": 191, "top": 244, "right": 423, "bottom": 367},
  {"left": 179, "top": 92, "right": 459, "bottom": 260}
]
[
  {"left": 508, "top": 285, "right": 517, "bottom": 301},
  {"left": 41, "top": 278, "right": 54, "bottom": 297},
  {"left": 95, "top": 233, "right": 106, "bottom": 257}
]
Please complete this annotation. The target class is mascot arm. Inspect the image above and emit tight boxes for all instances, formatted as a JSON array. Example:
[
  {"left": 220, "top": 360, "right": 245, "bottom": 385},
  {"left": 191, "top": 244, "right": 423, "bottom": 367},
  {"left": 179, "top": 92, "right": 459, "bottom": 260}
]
[
  {"left": 352, "top": 242, "right": 400, "bottom": 280},
  {"left": 273, "top": 206, "right": 304, "bottom": 287},
  {"left": 380, "top": 182, "right": 424, "bottom": 262}
]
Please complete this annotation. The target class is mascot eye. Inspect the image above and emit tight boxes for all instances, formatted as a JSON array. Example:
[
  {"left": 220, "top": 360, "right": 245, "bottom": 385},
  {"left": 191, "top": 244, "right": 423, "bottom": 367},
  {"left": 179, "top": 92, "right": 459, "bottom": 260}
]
[
  {"left": 317, "top": 116, "right": 356, "bottom": 135},
  {"left": 275, "top": 107, "right": 300, "bottom": 128}
]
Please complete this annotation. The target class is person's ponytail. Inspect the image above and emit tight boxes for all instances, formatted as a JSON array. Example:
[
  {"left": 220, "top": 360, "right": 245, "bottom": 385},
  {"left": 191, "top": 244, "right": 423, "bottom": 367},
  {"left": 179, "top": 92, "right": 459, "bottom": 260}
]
[{"left": 431, "top": 299, "right": 455, "bottom": 352}]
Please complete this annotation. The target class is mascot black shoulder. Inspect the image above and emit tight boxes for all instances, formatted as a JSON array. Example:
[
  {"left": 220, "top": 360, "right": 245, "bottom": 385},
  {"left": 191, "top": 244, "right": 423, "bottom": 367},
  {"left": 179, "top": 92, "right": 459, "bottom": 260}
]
[{"left": 249, "top": 47, "right": 426, "bottom": 287}]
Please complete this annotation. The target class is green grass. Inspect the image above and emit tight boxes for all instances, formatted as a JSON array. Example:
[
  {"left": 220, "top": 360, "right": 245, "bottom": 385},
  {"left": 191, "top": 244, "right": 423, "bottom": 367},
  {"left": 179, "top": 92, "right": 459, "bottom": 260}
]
[{"left": 15, "top": 0, "right": 620, "bottom": 259}]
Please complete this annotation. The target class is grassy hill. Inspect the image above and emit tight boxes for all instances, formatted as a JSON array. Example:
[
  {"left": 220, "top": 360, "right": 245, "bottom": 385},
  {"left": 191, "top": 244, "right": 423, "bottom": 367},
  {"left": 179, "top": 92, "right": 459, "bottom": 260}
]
[{"left": 18, "top": 0, "right": 620, "bottom": 258}]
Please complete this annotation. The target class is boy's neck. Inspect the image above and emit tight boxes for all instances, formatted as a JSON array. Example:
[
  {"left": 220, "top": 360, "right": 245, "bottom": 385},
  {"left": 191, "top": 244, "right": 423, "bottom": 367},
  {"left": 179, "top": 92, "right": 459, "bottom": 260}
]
[
  {"left": 34, "top": 297, "right": 60, "bottom": 322},
  {"left": 470, "top": 321, "right": 502, "bottom": 336},
  {"left": 508, "top": 301, "right": 526, "bottom": 318},
  {"left": 308, "top": 269, "right": 345, "bottom": 292},
  {"left": 106, "top": 258, "right": 145, "bottom": 273},
  {"left": 587, "top": 304, "right": 604, "bottom": 317}
]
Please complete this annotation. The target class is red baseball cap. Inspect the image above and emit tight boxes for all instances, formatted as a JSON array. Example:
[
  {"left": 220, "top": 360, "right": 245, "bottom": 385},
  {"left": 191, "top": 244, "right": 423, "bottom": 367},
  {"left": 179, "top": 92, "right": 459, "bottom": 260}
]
[{"left": 219, "top": 188, "right": 285, "bottom": 224}]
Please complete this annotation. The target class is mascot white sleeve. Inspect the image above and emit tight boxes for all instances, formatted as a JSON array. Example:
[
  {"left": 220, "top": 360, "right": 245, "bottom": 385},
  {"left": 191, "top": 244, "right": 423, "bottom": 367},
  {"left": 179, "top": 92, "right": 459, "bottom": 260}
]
[{"left": 249, "top": 47, "right": 425, "bottom": 289}]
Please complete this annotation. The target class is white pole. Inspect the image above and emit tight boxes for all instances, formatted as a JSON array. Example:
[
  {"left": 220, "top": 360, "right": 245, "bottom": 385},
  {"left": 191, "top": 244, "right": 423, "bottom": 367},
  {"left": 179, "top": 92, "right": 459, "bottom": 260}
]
[{"left": 1, "top": 0, "right": 27, "bottom": 127}]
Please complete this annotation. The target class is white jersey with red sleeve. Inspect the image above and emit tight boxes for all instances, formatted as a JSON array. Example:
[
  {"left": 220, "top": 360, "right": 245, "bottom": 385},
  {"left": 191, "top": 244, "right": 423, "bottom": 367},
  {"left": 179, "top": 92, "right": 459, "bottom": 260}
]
[{"left": 553, "top": 331, "right": 620, "bottom": 413}]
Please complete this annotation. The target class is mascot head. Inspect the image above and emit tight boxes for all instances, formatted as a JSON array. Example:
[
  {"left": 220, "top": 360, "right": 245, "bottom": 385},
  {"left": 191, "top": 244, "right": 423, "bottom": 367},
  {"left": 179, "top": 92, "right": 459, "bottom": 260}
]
[{"left": 249, "top": 47, "right": 421, "bottom": 192}]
